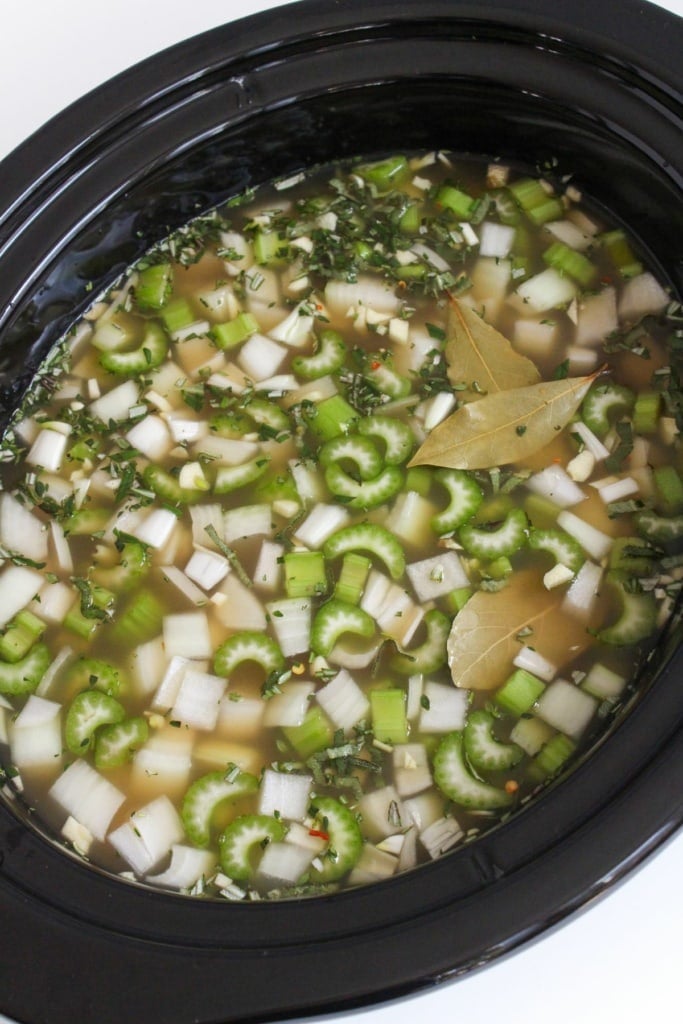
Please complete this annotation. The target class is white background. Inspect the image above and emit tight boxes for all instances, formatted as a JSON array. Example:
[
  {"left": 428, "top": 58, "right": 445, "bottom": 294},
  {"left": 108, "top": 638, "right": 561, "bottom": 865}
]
[{"left": 1, "top": 2, "right": 682, "bottom": 1023}]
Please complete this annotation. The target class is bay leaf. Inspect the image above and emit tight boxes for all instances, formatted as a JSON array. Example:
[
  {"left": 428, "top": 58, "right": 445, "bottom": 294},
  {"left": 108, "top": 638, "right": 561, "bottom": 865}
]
[
  {"left": 408, "top": 371, "right": 597, "bottom": 470},
  {"left": 447, "top": 570, "right": 592, "bottom": 691},
  {"left": 445, "top": 297, "right": 540, "bottom": 396}
]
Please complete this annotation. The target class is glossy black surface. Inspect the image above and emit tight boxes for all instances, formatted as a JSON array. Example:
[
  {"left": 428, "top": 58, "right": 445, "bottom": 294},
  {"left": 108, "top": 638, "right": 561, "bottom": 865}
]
[{"left": 0, "top": 1, "right": 681, "bottom": 1021}]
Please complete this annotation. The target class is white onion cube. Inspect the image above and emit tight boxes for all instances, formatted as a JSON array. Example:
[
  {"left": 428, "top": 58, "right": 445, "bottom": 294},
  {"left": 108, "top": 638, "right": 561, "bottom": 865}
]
[
  {"left": 125, "top": 415, "right": 172, "bottom": 461},
  {"left": 172, "top": 669, "right": 226, "bottom": 730},
  {"left": 263, "top": 681, "right": 315, "bottom": 727},
  {"left": 109, "top": 795, "right": 184, "bottom": 875},
  {"left": 258, "top": 769, "right": 312, "bottom": 822},
  {"left": 11, "top": 696, "right": 62, "bottom": 769},
  {"left": 419, "top": 682, "right": 468, "bottom": 733},
  {"left": 163, "top": 611, "right": 213, "bottom": 659},
  {"left": 315, "top": 669, "right": 370, "bottom": 734},
  {"left": 49, "top": 760, "right": 125, "bottom": 841},
  {"left": 407, "top": 552, "right": 469, "bottom": 602},
  {"left": 184, "top": 549, "right": 230, "bottom": 591},
  {"left": 536, "top": 678, "right": 598, "bottom": 738}
]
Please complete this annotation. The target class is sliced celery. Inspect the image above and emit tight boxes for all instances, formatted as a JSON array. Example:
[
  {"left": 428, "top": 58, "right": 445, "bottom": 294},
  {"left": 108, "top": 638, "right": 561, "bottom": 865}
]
[{"left": 371, "top": 688, "right": 408, "bottom": 744}]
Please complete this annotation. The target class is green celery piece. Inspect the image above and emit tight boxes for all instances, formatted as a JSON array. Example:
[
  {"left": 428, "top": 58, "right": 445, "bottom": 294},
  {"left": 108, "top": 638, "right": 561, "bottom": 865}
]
[
  {"left": 371, "top": 688, "right": 408, "bottom": 744},
  {"left": 181, "top": 769, "right": 260, "bottom": 846},
  {"left": 219, "top": 814, "right": 286, "bottom": 880},
  {"left": 95, "top": 717, "right": 149, "bottom": 769},
  {"left": 63, "top": 508, "right": 111, "bottom": 536},
  {"left": 323, "top": 523, "right": 406, "bottom": 580},
  {"left": 65, "top": 690, "right": 125, "bottom": 754},
  {"left": 436, "top": 184, "right": 478, "bottom": 220},
  {"left": 310, "top": 600, "right": 375, "bottom": 657},
  {"left": 0, "top": 610, "right": 46, "bottom": 664},
  {"left": 111, "top": 590, "right": 165, "bottom": 646},
  {"left": 100, "top": 321, "right": 169, "bottom": 376},
  {"left": 253, "top": 231, "right": 288, "bottom": 265},
  {"left": 433, "top": 731, "right": 513, "bottom": 809},
  {"left": 306, "top": 394, "right": 358, "bottom": 441},
  {"left": 459, "top": 507, "right": 528, "bottom": 560},
  {"left": 356, "top": 155, "right": 410, "bottom": 192},
  {"left": 543, "top": 241, "right": 597, "bottom": 287},
  {"left": 160, "top": 297, "right": 196, "bottom": 333},
  {"left": 390, "top": 609, "right": 450, "bottom": 675},
  {"left": 284, "top": 551, "right": 328, "bottom": 598},
  {"left": 135, "top": 263, "right": 174, "bottom": 311},
  {"left": 601, "top": 229, "right": 643, "bottom": 279},
  {"left": 214, "top": 632, "right": 285, "bottom": 679},
  {"left": 333, "top": 553, "right": 372, "bottom": 605},
  {"left": 496, "top": 668, "right": 546, "bottom": 716},
  {"left": 653, "top": 465, "right": 683, "bottom": 517},
  {"left": 508, "top": 177, "right": 547, "bottom": 211},
  {"left": 292, "top": 329, "right": 346, "bottom": 380},
  {"left": 283, "top": 706, "right": 334, "bottom": 759},
  {"left": 308, "top": 796, "right": 363, "bottom": 882},
  {"left": 531, "top": 733, "right": 576, "bottom": 780},
  {"left": 65, "top": 585, "right": 115, "bottom": 640},
  {"left": 0, "top": 643, "right": 50, "bottom": 696},
  {"left": 443, "top": 587, "right": 473, "bottom": 615},
  {"left": 632, "top": 391, "right": 662, "bottom": 435},
  {"left": 65, "top": 658, "right": 127, "bottom": 699},
  {"left": 527, "top": 198, "right": 564, "bottom": 225},
  {"left": 210, "top": 312, "right": 259, "bottom": 350}
]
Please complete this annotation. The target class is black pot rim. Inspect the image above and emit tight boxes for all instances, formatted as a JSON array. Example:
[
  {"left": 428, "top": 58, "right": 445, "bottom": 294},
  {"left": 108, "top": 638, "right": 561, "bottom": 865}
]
[{"left": 0, "top": 2, "right": 682, "bottom": 1023}]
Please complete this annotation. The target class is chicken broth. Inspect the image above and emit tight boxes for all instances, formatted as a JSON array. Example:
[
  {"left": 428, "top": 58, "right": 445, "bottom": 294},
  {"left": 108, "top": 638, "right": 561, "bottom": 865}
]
[{"left": 0, "top": 153, "right": 679, "bottom": 899}]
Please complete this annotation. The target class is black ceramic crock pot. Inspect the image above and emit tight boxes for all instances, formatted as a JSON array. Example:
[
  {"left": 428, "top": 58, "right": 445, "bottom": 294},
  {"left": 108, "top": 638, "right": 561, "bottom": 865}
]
[{"left": 0, "top": 1, "right": 682, "bottom": 1021}]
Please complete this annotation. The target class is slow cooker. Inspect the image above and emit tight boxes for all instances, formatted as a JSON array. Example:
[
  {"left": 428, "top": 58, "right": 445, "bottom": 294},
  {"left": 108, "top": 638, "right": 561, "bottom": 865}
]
[{"left": 0, "top": 2, "right": 681, "bottom": 1022}]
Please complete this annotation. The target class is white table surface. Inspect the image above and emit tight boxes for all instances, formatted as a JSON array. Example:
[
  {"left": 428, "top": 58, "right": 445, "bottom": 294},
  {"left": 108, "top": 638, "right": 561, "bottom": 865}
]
[{"left": 1, "top": 2, "right": 682, "bottom": 1022}]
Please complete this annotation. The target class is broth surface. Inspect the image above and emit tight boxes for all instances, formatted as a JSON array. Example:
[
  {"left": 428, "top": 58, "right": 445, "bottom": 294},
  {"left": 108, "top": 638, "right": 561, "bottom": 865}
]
[{"left": 0, "top": 153, "right": 679, "bottom": 899}]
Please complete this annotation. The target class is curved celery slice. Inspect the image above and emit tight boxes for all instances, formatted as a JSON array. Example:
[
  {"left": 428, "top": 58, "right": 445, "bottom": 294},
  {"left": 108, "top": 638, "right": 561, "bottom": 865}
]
[
  {"left": 432, "top": 469, "right": 483, "bottom": 534},
  {"left": 0, "top": 643, "right": 50, "bottom": 696},
  {"left": 65, "top": 658, "right": 127, "bottom": 699},
  {"left": 309, "top": 796, "right": 363, "bottom": 882},
  {"left": 391, "top": 608, "right": 450, "bottom": 675},
  {"left": 100, "top": 321, "right": 169, "bottom": 376},
  {"left": 319, "top": 435, "right": 383, "bottom": 481},
  {"left": 214, "top": 632, "right": 285, "bottom": 679},
  {"left": 94, "top": 716, "right": 149, "bottom": 769},
  {"left": 65, "top": 690, "right": 125, "bottom": 754},
  {"left": 459, "top": 507, "right": 528, "bottom": 560},
  {"left": 464, "top": 710, "right": 524, "bottom": 772},
  {"left": 323, "top": 523, "right": 406, "bottom": 580},
  {"left": 213, "top": 456, "right": 271, "bottom": 495},
  {"left": 433, "top": 731, "right": 514, "bottom": 810},
  {"left": 581, "top": 381, "right": 634, "bottom": 438},
  {"left": 143, "top": 464, "right": 204, "bottom": 505},
  {"left": 528, "top": 527, "right": 584, "bottom": 572},
  {"left": 219, "top": 814, "right": 286, "bottom": 880},
  {"left": 181, "top": 769, "right": 260, "bottom": 847},
  {"left": 310, "top": 599, "right": 375, "bottom": 657},
  {"left": 292, "top": 329, "right": 346, "bottom": 380},
  {"left": 91, "top": 541, "right": 150, "bottom": 593},
  {"left": 598, "top": 572, "right": 658, "bottom": 646},
  {"left": 324, "top": 464, "right": 404, "bottom": 511},
  {"left": 358, "top": 416, "right": 415, "bottom": 465}
]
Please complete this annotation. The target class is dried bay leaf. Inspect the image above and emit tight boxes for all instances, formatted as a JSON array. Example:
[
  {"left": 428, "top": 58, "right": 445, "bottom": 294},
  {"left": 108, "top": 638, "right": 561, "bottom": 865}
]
[
  {"left": 445, "top": 297, "right": 540, "bottom": 396},
  {"left": 408, "top": 371, "right": 598, "bottom": 470},
  {"left": 447, "top": 570, "right": 592, "bottom": 691}
]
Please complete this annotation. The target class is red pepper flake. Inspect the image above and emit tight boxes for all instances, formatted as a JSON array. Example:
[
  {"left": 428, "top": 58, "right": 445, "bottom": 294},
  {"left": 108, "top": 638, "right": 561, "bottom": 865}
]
[
  {"left": 504, "top": 780, "right": 519, "bottom": 795},
  {"left": 309, "top": 829, "right": 330, "bottom": 841},
  {"left": 370, "top": 361, "right": 382, "bottom": 371},
  {"left": 600, "top": 276, "right": 613, "bottom": 285}
]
